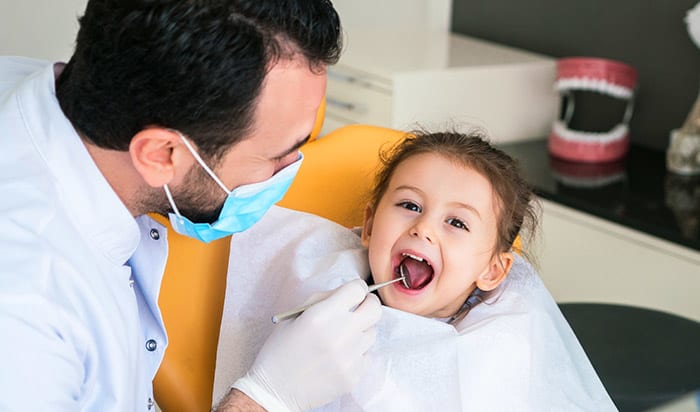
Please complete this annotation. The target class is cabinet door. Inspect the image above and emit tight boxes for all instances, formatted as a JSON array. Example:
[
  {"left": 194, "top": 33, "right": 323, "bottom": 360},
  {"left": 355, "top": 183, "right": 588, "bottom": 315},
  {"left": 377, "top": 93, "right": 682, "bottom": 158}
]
[
  {"left": 533, "top": 199, "right": 700, "bottom": 323},
  {"left": 325, "top": 69, "right": 392, "bottom": 128}
]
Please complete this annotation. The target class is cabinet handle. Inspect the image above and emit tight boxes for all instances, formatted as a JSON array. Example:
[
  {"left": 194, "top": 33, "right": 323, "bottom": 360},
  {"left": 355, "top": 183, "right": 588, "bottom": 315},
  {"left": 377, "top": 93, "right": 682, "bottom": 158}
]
[
  {"left": 328, "top": 71, "right": 358, "bottom": 84},
  {"left": 326, "top": 96, "right": 358, "bottom": 112}
]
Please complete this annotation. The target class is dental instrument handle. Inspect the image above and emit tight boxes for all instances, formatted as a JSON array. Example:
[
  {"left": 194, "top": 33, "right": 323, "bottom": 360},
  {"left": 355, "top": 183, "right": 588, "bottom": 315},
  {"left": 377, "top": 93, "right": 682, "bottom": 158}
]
[{"left": 271, "top": 277, "right": 404, "bottom": 324}]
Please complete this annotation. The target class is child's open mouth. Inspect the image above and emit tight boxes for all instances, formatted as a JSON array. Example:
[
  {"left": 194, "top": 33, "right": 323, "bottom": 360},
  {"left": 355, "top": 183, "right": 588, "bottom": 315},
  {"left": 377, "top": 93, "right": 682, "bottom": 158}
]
[{"left": 397, "top": 253, "right": 434, "bottom": 290}]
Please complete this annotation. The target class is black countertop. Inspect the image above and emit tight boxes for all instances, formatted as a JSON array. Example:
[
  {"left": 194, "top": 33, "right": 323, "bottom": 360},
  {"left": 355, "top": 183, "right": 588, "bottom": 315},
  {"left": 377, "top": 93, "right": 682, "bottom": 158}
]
[{"left": 497, "top": 139, "right": 700, "bottom": 252}]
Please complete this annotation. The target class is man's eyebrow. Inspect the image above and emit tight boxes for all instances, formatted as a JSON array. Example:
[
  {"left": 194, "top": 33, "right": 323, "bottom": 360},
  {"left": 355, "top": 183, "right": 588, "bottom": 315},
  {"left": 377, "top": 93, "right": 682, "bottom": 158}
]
[{"left": 273, "top": 134, "right": 311, "bottom": 159}]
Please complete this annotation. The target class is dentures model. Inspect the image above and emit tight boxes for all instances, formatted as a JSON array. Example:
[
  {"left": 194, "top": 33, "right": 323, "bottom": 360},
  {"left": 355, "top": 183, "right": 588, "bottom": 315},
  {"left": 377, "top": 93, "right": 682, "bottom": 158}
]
[{"left": 548, "top": 57, "right": 638, "bottom": 163}]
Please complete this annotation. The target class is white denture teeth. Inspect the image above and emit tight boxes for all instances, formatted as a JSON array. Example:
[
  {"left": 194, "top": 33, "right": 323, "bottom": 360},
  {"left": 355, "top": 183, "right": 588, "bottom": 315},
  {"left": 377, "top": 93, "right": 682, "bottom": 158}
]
[{"left": 556, "top": 78, "right": 634, "bottom": 99}]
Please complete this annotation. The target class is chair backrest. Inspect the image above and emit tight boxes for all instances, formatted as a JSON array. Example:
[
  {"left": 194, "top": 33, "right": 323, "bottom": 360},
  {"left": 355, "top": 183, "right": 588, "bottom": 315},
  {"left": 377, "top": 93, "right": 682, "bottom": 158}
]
[{"left": 153, "top": 124, "right": 407, "bottom": 411}]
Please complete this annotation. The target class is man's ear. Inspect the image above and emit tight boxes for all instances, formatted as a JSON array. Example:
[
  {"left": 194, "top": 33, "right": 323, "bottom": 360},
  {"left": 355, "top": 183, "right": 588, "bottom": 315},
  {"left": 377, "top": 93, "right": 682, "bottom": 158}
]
[
  {"left": 360, "top": 204, "right": 375, "bottom": 248},
  {"left": 476, "top": 252, "right": 514, "bottom": 291},
  {"left": 129, "top": 128, "right": 192, "bottom": 188}
]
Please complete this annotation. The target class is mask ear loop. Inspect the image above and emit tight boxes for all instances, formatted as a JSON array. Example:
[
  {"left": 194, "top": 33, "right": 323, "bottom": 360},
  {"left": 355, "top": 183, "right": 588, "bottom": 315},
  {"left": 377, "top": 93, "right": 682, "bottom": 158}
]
[
  {"left": 163, "top": 184, "right": 182, "bottom": 217},
  {"left": 169, "top": 129, "right": 232, "bottom": 195}
]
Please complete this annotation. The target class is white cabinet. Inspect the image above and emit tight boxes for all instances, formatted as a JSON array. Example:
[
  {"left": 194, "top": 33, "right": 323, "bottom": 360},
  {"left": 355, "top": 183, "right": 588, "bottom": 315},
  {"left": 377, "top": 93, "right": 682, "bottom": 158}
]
[
  {"left": 322, "top": 30, "right": 559, "bottom": 143},
  {"left": 532, "top": 198, "right": 700, "bottom": 323}
]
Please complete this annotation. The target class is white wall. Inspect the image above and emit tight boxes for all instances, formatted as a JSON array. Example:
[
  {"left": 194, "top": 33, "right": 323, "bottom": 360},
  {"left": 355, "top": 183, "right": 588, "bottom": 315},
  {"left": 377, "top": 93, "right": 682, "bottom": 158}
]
[
  {"left": 0, "top": 0, "right": 451, "bottom": 60},
  {"left": 332, "top": 0, "right": 452, "bottom": 35},
  {"left": 0, "top": 0, "right": 87, "bottom": 61}
]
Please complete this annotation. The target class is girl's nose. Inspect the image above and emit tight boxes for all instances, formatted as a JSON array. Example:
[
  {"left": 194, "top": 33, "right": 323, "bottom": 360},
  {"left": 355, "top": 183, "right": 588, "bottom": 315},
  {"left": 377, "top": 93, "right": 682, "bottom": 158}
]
[{"left": 409, "top": 219, "right": 434, "bottom": 243}]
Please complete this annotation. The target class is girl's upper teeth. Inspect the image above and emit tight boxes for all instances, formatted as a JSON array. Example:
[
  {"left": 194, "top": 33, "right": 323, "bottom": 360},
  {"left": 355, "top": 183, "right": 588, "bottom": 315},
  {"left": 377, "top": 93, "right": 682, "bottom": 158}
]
[{"left": 402, "top": 253, "right": 430, "bottom": 265}]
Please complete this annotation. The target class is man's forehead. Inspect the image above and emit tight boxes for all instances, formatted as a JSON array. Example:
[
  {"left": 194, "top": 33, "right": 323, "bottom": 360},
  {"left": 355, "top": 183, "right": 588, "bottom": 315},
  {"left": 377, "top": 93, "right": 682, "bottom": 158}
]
[{"left": 245, "top": 56, "right": 326, "bottom": 153}]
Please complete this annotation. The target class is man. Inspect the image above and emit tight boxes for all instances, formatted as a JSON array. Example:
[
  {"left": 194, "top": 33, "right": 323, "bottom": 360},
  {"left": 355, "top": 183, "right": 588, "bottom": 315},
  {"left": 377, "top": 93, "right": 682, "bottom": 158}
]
[{"left": 0, "top": 1, "right": 381, "bottom": 411}]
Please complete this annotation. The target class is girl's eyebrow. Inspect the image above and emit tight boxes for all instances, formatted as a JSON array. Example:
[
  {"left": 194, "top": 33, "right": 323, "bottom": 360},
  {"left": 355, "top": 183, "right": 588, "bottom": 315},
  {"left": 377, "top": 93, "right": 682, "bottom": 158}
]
[
  {"left": 393, "top": 184, "right": 423, "bottom": 196},
  {"left": 451, "top": 201, "right": 482, "bottom": 220}
]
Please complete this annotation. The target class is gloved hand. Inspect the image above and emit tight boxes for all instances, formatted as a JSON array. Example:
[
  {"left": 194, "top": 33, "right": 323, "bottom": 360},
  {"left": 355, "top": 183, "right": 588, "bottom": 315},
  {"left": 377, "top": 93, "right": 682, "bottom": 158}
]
[{"left": 232, "top": 279, "right": 381, "bottom": 412}]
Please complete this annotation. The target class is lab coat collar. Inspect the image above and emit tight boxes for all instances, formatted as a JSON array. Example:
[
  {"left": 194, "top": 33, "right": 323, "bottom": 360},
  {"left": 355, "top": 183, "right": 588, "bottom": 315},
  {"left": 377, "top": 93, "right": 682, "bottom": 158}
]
[{"left": 17, "top": 62, "right": 140, "bottom": 266}]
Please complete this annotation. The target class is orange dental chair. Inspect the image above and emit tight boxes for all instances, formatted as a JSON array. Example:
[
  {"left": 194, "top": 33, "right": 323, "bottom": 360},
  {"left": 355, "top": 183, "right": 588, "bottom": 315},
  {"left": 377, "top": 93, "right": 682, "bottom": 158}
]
[{"left": 152, "top": 116, "right": 407, "bottom": 411}]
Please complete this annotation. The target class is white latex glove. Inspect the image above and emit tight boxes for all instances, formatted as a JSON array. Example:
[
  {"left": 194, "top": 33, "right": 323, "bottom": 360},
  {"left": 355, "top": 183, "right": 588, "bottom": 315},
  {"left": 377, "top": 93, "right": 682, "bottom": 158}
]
[{"left": 232, "top": 279, "right": 381, "bottom": 412}]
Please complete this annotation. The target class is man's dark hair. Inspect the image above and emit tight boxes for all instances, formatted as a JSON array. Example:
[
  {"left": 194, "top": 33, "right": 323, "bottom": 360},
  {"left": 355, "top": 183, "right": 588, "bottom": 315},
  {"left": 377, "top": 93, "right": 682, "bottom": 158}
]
[{"left": 56, "top": 0, "right": 342, "bottom": 161}]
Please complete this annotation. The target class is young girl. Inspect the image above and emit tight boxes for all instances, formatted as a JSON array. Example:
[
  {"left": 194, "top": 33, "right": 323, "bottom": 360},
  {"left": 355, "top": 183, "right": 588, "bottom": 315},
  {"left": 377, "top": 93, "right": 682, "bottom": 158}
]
[
  {"left": 361, "top": 130, "right": 536, "bottom": 324},
  {"left": 214, "top": 129, "right": 616, "bottom": 411}
]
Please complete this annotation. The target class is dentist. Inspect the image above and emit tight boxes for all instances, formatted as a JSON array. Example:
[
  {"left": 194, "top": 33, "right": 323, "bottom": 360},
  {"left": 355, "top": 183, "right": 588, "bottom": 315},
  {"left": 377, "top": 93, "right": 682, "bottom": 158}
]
[{"left": 0, "top": 1, "right": 381, "bottom": 411}]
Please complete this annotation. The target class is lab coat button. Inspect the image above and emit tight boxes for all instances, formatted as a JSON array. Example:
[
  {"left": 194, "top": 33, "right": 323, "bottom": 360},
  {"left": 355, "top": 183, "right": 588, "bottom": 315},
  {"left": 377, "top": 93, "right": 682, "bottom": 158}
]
[
  {"left": 145, "top": 339, "right": 157, "bottom": 351},
  {"left": 149, "top": 229, "right": 160, "bottom": 240},
  {"left": 147, "top": 397, "right": 154, "bottom": 410}
]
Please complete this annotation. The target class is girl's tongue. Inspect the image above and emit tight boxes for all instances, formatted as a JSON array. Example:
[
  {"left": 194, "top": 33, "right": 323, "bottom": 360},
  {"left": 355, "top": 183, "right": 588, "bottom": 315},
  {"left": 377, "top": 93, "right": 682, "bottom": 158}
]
[{"left": 400, "top": 256, "right": 434, "bottom": 289}]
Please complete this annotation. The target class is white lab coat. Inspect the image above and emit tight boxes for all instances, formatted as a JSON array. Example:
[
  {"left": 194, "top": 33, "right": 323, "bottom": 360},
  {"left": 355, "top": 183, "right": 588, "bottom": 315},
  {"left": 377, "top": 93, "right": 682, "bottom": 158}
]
[{"left": 0, "top": 57, "right": 168, "bottom": 411}]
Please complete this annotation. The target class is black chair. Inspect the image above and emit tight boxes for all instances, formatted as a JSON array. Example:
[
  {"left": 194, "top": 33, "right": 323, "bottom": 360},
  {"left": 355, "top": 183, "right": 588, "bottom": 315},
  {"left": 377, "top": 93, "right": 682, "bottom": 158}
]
[{"left": 559, "top": 303, "right": 700, "bottom": 411}]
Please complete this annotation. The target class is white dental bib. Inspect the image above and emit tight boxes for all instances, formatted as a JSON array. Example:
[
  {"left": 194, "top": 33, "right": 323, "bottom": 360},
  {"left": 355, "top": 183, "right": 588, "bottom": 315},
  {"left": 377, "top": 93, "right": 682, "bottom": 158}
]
[{"left": 213, "top": 206, "right": 616, "bottom": 411}]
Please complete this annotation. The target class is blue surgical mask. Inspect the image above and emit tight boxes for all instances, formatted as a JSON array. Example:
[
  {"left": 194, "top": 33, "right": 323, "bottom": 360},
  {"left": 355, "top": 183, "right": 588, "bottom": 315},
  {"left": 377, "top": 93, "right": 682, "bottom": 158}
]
[{"left": 163, "top": 131, "right": 303, "bottom": 243}]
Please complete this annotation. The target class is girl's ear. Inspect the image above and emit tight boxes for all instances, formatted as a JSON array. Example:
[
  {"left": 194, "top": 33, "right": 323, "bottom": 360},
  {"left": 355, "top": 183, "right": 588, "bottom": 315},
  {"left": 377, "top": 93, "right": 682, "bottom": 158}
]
[
  {"left": 360, "top": 204, "right": 375, "bottom": 248},
  {"left": 476, "top": 252, "right": 514, "bottom": 291}
]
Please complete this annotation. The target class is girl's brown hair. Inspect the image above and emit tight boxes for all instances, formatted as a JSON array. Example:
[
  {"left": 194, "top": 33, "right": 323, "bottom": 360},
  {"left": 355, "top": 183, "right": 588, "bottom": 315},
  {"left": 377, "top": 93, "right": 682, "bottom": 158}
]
[{"left": 367, "top": 128, "right": 540, "bottom": 322}]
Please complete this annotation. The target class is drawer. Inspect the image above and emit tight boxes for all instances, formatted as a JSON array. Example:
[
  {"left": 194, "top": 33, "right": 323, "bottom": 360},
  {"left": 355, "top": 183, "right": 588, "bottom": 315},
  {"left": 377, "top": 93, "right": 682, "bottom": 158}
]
[
  {"left": 326, "top": 71, "right": 392, "bottom": 127},
  {"left": 534, "top": 199, "right": 700, "bottom": 323}
]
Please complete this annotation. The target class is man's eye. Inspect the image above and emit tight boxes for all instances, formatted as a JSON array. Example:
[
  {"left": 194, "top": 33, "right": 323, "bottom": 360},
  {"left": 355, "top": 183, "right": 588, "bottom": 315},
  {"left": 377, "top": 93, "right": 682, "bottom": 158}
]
[
  {"left": 397, "top": 201, "right": 421, "bottom": 213},
  {"left": 448, "top": 218, "right": 469, "bottom": 231}
]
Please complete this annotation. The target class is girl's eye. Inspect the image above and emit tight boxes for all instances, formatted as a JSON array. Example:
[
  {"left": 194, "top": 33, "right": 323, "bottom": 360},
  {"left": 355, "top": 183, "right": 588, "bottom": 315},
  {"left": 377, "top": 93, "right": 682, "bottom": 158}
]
[
  {"left": 447, "top": 217, "right": 469, "bottom": 231},
  {"left": 397, "top": 201, "right": 421, "bottom": 213}
]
